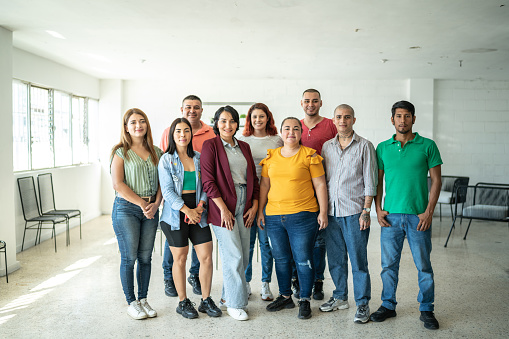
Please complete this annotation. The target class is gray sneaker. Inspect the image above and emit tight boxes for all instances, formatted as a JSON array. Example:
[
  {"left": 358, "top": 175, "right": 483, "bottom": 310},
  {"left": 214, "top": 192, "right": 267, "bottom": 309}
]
[
  {"left": 354, "top": 304, "right": 370, "bottom": 323},
  {"left": 319, "top": 297, "right": 349, "bottom": 312}
]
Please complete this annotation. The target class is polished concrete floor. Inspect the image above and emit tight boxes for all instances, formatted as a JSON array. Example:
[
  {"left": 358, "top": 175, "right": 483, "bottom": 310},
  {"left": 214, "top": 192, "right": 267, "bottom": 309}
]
[{"left": 1, "top": 215, "right": 508, "bottom": 338}]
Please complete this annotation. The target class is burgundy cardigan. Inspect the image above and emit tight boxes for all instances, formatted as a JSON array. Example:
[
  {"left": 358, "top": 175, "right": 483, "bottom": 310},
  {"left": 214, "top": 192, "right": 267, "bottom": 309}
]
[{"left": 201, "top": 135, "right": 260, "bottom": 227}]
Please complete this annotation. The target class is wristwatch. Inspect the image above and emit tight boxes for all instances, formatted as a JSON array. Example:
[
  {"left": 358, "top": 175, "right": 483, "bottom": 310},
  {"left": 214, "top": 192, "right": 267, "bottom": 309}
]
[{"left": 363, "top": 208, "right": 371, "bottom": 213}]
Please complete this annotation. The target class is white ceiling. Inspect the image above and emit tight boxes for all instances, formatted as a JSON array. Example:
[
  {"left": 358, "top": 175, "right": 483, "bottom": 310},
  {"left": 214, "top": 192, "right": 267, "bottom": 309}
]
[{"left": 1, "top": 0, "right": 508, "bottom": 81}]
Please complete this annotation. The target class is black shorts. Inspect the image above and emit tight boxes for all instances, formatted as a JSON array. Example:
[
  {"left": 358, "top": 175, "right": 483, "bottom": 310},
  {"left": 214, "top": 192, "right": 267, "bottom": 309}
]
[{"left": 160, "top": 193, "right": 212, "bottom": 248}]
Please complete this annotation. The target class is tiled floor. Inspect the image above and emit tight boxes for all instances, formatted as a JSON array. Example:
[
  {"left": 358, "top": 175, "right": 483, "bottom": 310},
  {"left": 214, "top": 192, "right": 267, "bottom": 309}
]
[{"left": 1, "top": 215, "right": 508, "bottom": 338}]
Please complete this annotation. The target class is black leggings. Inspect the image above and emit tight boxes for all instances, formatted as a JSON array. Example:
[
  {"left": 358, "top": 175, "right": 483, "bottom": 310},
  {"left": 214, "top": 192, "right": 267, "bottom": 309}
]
[{"left": 160, "top": 193, "right": 212, "bottom": 248}]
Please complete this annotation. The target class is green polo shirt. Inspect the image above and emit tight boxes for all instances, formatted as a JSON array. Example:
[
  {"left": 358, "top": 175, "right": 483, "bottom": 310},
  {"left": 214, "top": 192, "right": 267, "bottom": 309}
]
[{"left": 376, "top": 133, "right": 442, "bottom": 215}]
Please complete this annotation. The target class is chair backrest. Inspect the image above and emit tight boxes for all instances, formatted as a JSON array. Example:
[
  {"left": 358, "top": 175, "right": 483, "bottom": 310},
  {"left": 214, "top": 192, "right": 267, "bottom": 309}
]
[
  {"left": 38, "top": 173, "right": 56, "bottom": 214},
  {"left": 473, "top": 183, "right": 509, "bottom": 207},
  {"left": 17, "top": 176, "right": 42, "bottom": 221},
  {"left": 452, "top": 177, "right": 470, "bottom": 203}
]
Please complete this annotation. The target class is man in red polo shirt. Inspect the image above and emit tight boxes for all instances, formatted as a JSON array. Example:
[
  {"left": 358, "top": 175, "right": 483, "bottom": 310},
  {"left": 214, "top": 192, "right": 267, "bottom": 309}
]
[
  {"left": 160, "top": 95, "right": 215, "bottom": 298},
  {"left": 292, "top": 89, "right": 336, "bottom": 301}
]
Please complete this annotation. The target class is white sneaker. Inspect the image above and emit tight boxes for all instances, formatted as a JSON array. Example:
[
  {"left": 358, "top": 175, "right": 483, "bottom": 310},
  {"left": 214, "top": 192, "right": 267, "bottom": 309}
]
[
  {"left": 227, "top": 307, "right": 249, "bottom": 321},
  {"left": 319, "top": 297, "right": 349, "bottom": 312},
  {"left": 218, "top": 299, "right": 227, "bottom": 310},
  {"left": 139, "top": 298, "right": 157, "bottom": 318},
  {"left": 127, "top": 300, "right": 148, "bottom": 320},
  {"left": 261, "top": 282, "right": 274, "bottom": 301},
  {"left": 247, "top": 282, "right": 252, "bottom": 297}
]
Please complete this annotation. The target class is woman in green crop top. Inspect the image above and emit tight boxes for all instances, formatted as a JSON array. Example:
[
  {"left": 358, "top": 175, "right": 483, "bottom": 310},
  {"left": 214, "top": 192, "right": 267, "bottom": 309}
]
[{"left": 110, "top": 108, "right": 163, "bottom": 320}]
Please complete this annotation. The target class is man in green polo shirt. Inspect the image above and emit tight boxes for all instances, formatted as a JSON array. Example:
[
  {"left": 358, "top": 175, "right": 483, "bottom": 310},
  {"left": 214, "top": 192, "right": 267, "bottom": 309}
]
[{"left": 370, "top": 100, "right": 442, "bottom": 330}]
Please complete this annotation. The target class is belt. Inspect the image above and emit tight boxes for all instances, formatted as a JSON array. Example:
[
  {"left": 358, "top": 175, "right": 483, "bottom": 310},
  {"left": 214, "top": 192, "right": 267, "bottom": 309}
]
[{"left": 141, "top": 195, "right": 156, "bottom": 203}]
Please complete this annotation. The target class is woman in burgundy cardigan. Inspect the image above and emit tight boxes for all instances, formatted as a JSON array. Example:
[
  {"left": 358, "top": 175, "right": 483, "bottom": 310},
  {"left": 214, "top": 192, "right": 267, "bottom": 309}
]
[{"left": 201, "top": 105, "right": 259, "bottom": 321}]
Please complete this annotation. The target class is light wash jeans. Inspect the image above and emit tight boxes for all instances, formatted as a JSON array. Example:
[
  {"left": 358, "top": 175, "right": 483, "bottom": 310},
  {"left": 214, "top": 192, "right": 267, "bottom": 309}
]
[
  {"left": 326, "top": 213, "right": 370, "bottom": 306},
  {"left": 380, "top": 213, "right": 434, "bottom": 311},
  {"left": 212, "top": 185, "right": 250, "bottom": 309},
  {"left": 245, "top": 213, "right": 273, "bottom": 283},
  {"left": 112, "top": 197, "right": 158, "bottom": 304}
]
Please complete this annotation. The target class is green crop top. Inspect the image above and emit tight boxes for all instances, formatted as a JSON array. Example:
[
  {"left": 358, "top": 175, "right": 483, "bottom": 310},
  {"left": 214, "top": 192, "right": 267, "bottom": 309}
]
[{"left": 183, "top": 171, "right": 196, "bottom": 191}]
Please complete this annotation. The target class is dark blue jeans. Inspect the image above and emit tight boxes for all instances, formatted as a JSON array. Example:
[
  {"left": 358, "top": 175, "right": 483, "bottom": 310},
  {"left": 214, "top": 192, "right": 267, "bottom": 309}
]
[
  {"left": 313, "top": 229, "right": 326, "bottom": 281},
  {"left": 162, "top": 240, "right": 200, "bottom": 279},
  {"left": 266, "top": 211, "right": 319, "bottom": 300},
  {"left": 112, "top": 197, "right": 158, "bottom": 304},
  {"left": 326, "top": 213, "right": 370, "bottom": 306},
  {"left": 380, "top": 214, "right": 434, "bottom": 311}
]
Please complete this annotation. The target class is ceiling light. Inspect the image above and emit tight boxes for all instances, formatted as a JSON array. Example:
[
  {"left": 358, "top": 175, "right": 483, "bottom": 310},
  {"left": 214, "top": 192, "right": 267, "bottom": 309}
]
[{"left": 45, "top": 30, "right": 66, "bottom": 39}]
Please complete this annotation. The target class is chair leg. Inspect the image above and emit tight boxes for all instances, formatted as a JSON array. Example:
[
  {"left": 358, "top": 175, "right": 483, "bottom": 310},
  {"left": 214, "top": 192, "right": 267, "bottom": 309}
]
[
  {"left": 66, "top": 217, "right": 70, "bottom": 246},
  {"left": 460, "top": 203, "right": 464, "bottom": 225},
  {"left": 463, "top": 219, "right": 473, "bottom": 240},
  {"left": 22, "top": 221, "right": 28, "bottom": 251},
  {"left": 38, "top": 222, "right": 43, "bottom": 245},
  {"left": 449, "top": 204, "right": 454, "bottom": 221},
  {"left": 444, "top": 216, "right": 457, "bottom": 247},
  {"left": 3, "top": 243, "right": 7, "bottom": 283},
  {"left": 53, "top": 223, "right": 57, "bottom": 253},
  {"left": 439, "top": 204, "right": 442, "bottom": 222}
]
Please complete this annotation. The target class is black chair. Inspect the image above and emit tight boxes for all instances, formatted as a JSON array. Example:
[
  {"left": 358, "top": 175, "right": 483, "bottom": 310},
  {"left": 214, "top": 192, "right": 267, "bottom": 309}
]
[
  {"left": 444, "top": 183, "right": 509, "bottom": 247},
  {"left": 38, "top": 173, "right": 82, "bottom": 246},
  {"left": 0, "top": 240, "right": 7, "bottom": 283},
  {"left": 18, "top": 176, "right": 67, "bottom": 252},
  {"left": 430, "top": 175, "right": 470, "bottom": 222}
]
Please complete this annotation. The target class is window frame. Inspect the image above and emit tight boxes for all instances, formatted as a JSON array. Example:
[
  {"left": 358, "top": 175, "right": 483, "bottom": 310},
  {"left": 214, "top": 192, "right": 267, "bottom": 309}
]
[{"left": 12, "top": 78, "right": 97, "bottom": 172}]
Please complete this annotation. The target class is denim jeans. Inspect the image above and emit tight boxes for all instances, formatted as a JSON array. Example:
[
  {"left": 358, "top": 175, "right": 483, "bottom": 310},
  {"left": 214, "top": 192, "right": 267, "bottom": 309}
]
[
  {"left": 162, "top": 241, "right": 200, "bottom": 279},
  {"left": 245, "top": 217, "right": 273, "bottom": 283},
  {"left": 266, "top": 211, "right": 318, "bottom": 300},
  {"left": 112, "top": 197, "right": 158, "bottom": 304},
  {"left": 212, "top": 185, "right": 250, "bottom": 309},
  {"left": 326, "top": 213, "right": 371, "bottom": 306},
  {"left": 313, "top": 229, "right": 326, "bottom": 281},
  {"left": 380, "top": 213, "right": 434, "bottom": 311}
]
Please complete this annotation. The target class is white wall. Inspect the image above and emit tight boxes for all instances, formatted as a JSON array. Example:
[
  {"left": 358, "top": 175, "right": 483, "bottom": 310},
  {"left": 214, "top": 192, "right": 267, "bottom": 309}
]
[
  {"left": 11, "top": 48, "right": 102, "bottom": 252},
  {"left": 13, "top": 48, "right": 100, "bottom": 99},
  {"left": 435, "top": 80, "right": 509, "bottom": 184},
  {"left": 0, "top": 27, "right": 20, "bottom": 276},
  {"left": 120, "top": 78, "right": 412, "bottom": 149}
]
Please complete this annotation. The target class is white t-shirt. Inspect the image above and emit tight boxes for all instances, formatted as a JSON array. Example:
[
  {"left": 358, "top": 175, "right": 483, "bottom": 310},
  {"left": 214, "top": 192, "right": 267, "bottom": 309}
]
[{"left": 237, "top": 134, "right": 283, "bottom": 179}]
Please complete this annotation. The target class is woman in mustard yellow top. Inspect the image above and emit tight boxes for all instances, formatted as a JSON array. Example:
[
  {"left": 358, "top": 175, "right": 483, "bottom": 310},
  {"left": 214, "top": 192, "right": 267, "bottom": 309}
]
[{"left": 257, "top": 117, "right": 328, "bottom": 320}]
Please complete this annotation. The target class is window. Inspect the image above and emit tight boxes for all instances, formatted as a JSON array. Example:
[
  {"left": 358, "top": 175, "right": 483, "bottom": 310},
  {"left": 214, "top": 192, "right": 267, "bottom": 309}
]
[
  {"left": 12, "top": 79, "right": 96, "bottom": 171},
  {"left": 12, "top": 81, "right": 29, "bottom": 171},
  {"left": 54, "top": 91, "right": 72, "bottom": 167}
]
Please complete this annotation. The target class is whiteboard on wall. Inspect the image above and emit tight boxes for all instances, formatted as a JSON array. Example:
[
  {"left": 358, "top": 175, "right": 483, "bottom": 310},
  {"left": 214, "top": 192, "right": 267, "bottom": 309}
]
[{"left": 201, "top": 102, "right": 255, "bottom": 127}]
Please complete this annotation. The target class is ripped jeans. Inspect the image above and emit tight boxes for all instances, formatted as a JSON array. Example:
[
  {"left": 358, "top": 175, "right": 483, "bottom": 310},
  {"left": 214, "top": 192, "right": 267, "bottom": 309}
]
[{"left": 265, "top": 211, "right": 319, "bottom": 300}]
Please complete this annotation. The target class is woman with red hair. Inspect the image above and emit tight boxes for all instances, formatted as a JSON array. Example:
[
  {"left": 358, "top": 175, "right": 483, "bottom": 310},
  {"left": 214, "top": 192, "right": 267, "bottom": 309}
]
[{"left": 238, "top": 103, "right": 282, "bottom": 302}]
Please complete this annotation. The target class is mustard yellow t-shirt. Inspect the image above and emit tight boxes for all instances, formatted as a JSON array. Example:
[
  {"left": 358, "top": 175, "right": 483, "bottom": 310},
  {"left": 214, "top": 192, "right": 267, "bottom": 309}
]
[{"left": 260, "top": 146, "right": 325, "bottom": 216}]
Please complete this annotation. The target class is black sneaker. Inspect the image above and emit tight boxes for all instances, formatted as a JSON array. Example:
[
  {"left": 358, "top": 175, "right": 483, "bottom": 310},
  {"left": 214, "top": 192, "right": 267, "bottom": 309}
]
[
  {"left": 312, "top": 280, "right": 324, "bottom": 300},
  {"left": 369, "top": 305, "right": 396, "bottom": 322},
  {"left": 176, "top": 298, "right": 199, "bottom": 319},
  {"left": 298, "top": 299, "right": 312, "bottom": 319},
  {"left": 420, "top": 311, "right": 439, "bottom": 330},
  {"left": 291, "top": 278, "right": 300, "bottom": 299},
  {"left": 198, "top": 297, "right": 222, "bottom": 317},
  {"left": 266, "top": 295, "right": 295, "bottom": 312},
  {"left": 187, "top": 274, "right": 202, "bottom": 295},
  {"left": 164, "top": 279, "right": 177, "bottom": 297}
]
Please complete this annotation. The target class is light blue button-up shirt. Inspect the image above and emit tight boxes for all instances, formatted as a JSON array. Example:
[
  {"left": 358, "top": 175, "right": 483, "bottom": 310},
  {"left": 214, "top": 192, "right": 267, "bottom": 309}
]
[{"left": 158, "top": 151, "right": 208, "bottom": 229}]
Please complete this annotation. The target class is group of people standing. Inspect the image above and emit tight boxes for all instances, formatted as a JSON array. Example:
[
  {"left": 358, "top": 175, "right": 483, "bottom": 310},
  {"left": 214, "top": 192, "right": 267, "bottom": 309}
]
[{"left": 110, "top": 89, "right": 443, "bottom": 331}]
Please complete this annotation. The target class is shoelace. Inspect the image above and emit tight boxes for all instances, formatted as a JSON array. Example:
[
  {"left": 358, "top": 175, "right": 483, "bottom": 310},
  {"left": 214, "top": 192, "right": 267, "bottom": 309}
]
[
  {"left": 183, "top": 299, "right": 196, "bottom": 311},
  {"left": 141, "top": 300, "right": 154, "bottom": 312},
  {"left": 132, "top": 301, "right": 144, "bottom": 313}
]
